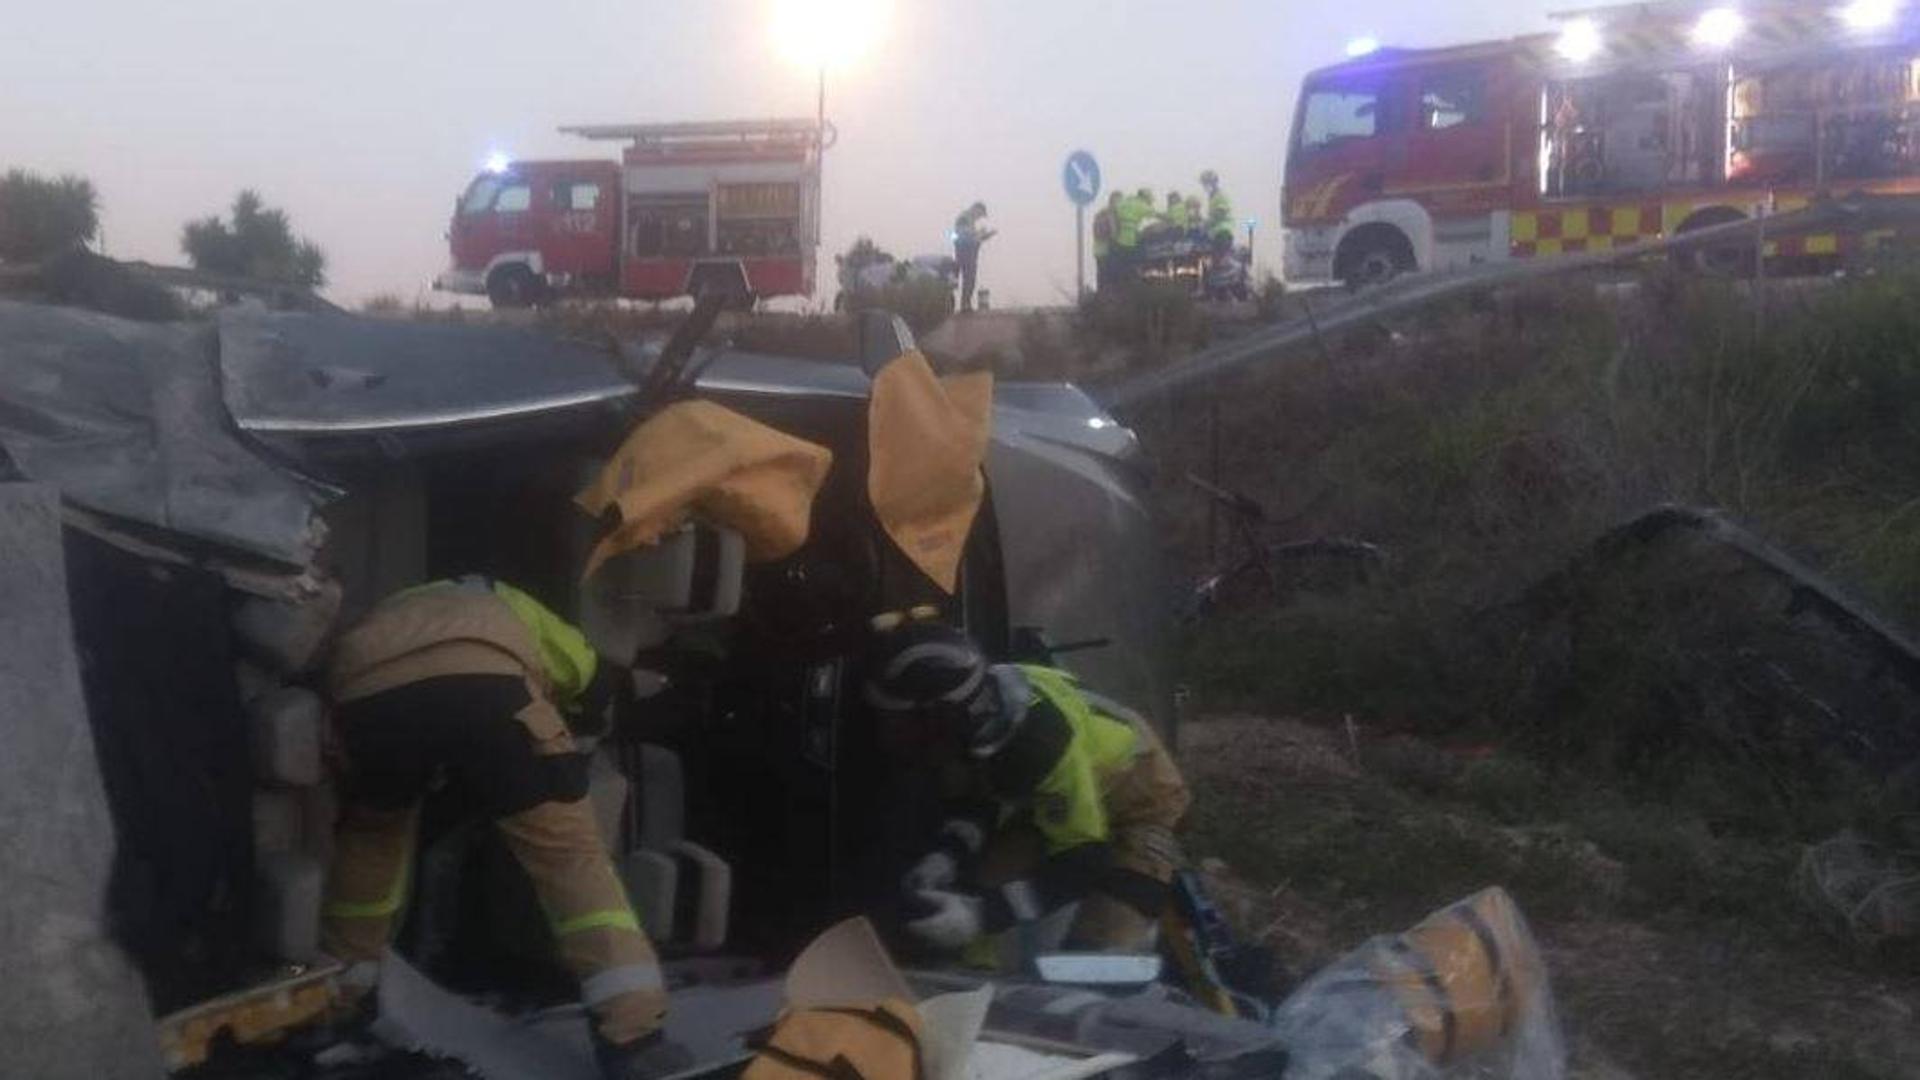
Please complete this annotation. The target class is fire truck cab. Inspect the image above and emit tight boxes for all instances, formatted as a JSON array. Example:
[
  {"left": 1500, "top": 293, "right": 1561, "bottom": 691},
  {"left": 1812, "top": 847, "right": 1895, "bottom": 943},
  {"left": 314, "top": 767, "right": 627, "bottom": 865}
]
[
  {"left": 1284, "top": 1, "right": 1920, "bottom": 287},
  {"left": 438, "top": 119, "right": 820, "bottom": 308}
]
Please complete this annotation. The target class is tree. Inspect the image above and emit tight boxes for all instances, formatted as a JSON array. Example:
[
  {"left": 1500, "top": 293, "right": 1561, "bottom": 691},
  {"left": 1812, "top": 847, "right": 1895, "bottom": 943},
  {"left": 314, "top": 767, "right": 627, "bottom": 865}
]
[
  {"left": 181, "top": 190, "right": 327, "bottom": 289},
  {"left": 0, "top": 169, "right": 100, "bottom": 263}
]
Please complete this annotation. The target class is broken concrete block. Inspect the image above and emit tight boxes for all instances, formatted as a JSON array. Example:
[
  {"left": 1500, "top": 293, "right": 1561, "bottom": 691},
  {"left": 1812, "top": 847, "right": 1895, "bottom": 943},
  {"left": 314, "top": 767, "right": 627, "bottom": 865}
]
[
  {"left": 234, "top": 660, "right": 279, "bottom": 705},
  {"left": 232, "top": 580, "right": 341, "bottom": 676},
  {"left": 248, "top": 686, "right": 324, "bottom": 788},
  {"left": 298, "top": 781, "right": 338, "bottom": 864},
  {"left": 588, "top": 749, "right": 630, "bottom": 857},
  {"left": 252, "top": 790, "right": 304, "bottom": 857},
  {"left": 617, "top": 850, "right": 678, "bottom": 944},
  {"left": 254, "top": 852, "right": 324, "bottom": 962},
  {"left": 635, "top": 744, "right": 685, "bottom": 851},
  {"left": 0, "top": 484, "right": 164, "bottom": 1078},
  {"left": 675, "top": 842, "right": 732, "bottom": 951}
]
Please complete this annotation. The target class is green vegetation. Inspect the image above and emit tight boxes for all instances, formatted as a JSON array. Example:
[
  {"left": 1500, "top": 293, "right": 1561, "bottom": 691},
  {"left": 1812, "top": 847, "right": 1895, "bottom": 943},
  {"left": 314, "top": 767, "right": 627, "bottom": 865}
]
[
  {"left": 181, "top": 190, "right": 327, "bottom": 288},
  {"left": 1164, "top": 272, "right": 1920, "bottom": 1076},
  {"left": 1159, "top": 269, "right": 1920, "bottom": 815},
  {"left": 0, "top": 169, "right": 99, "bottom": 263}
]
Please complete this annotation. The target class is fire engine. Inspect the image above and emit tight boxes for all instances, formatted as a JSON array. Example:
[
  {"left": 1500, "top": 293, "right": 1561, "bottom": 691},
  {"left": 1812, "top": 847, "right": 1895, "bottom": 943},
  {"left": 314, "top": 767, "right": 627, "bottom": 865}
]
[
  {"left": 436, "top": 119, "right": 821, "bottom": 308},
  {"left": 1282, "top": 0, "right": 1920, "bottom": 287}
]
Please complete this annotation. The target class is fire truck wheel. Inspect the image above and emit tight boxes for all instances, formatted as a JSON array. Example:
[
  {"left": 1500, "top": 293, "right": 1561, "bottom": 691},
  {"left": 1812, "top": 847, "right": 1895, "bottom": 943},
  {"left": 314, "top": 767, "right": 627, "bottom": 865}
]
[
  {"left": 1336, "top": 227, "right": 1415, "bottom": 290},
  {"left": 486, "top": 265, "right": 542, "bottom": 309}
]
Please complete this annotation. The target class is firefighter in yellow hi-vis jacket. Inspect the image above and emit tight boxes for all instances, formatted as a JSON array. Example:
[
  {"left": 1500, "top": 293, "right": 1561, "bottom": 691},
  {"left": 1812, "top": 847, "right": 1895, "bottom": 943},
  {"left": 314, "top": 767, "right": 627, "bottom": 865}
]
[
  {"left": 863, "top": 622, "right": 1191, "bottom": 955},
  {"left": 321, "top": 576, "right": 685, "bottom": 1080}
]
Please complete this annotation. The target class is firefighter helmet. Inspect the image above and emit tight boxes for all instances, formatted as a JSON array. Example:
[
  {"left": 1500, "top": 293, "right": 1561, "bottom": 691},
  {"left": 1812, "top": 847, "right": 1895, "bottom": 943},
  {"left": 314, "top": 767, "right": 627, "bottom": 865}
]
[{"left": 864, "top": 622, "right": 988, "bottom": 715}]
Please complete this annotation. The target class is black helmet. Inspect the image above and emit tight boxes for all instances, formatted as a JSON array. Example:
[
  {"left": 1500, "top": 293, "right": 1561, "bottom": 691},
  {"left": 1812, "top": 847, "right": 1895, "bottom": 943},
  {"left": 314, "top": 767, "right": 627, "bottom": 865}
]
[
  {"left": 864, "top": 622, "right": 987, "bottom": 715},
  {"left": 865, "top": 623, "right": 1031, "bottom": 756}
]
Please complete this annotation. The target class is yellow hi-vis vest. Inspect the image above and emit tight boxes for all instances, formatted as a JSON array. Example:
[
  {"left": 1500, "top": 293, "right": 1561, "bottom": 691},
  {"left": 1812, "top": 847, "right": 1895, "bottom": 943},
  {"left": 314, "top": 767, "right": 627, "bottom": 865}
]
[
  {"left": 1207, "top": 190, "right": 1235, "bottom": 238},
  {"left": 1114, "top": 197, "right": 1151, "bottom": 249},
  {"left": 1017, "top": 665, "right": 1142, "bottom": 856}
]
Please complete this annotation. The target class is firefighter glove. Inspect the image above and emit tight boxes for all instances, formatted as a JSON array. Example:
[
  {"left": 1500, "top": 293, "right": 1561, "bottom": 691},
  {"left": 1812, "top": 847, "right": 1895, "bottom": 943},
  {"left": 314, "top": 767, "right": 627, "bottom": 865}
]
[
  {"left": 905, "top": 889, "right": 985, "bottom": 950},
  {"left": 903, "top": 850, "right": 960, "bottom": 893}
]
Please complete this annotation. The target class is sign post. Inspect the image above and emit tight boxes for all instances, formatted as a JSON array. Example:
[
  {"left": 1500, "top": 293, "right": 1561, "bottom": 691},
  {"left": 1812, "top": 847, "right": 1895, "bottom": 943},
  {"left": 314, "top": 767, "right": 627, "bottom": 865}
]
[{"left": 1062, "top": 150, "right": 1102, "bottom": 299}]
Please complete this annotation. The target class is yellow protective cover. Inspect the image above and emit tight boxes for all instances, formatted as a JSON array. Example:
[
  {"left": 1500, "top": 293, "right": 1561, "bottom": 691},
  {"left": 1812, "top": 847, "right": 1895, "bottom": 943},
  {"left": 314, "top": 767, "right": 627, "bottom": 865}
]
[
  {"left": 577, "top": 400, "right": 834, "bottom": 576},
  {"left": 1374, "top": 886, "right": 1542, "bottom": 1064},
  {"left": 741, "top": 999, "right": 924, "bottom": 1080},
  {"left": 867, "top": 351, "right": 993, "bottom": 594}
]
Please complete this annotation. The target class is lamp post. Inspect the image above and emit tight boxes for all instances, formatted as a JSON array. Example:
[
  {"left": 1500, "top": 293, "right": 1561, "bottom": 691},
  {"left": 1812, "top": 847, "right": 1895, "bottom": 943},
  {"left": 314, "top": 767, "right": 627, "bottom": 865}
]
[{"left": 773, "top": 0, "right": 885, "bottom": 297}]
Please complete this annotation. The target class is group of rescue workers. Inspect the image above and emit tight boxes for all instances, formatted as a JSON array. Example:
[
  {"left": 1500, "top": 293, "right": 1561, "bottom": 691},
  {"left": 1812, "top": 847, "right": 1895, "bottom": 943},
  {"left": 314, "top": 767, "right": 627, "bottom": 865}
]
[
  {"left": 944, "top": 170, "right": 1236, "bottom": 309},
  {"left": 1093, "top": 169, "right": 1237, "bottom": 290},
  {"left": 319, "top": 536, "right": 1189, "bottom": 1076}
]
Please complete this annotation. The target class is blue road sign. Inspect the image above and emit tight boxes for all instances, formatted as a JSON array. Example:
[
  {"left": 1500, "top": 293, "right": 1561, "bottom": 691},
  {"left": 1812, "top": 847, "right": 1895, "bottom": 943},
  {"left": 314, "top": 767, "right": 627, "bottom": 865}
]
[{"left": 1063, "top": 150, "right": 1101, "bottom": 206}]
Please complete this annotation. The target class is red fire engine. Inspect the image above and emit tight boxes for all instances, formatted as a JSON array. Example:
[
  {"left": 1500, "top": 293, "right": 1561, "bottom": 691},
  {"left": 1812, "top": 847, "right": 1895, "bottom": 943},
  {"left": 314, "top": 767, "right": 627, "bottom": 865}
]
[
  {"left": 1282, "top": 0, "right": 1920, "bottom": 286},
  {"left": 436, "top": 119, "right": 821, "bottom": 307}
]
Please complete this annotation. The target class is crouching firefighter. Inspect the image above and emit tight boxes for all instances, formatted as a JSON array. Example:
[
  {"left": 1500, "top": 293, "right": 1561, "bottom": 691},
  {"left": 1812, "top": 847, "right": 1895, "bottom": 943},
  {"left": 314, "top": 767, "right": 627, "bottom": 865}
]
[
  {"left": 321, "top": 576, "right": 684, "bottom": 1079},
  {"left": 864, "top": 622, "right": 1191, "bottom": 956}
]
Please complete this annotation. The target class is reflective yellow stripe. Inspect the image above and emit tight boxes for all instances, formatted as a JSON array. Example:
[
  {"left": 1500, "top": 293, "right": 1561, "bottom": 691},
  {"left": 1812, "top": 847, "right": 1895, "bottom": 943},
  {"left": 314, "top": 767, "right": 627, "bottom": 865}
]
[
  {"left": 491, "top": 581, "right": 597, "bottom": 706},
  {"left": 554, "top": 908, "right": 641, "bottom": 936},
  {"left": 324, "top": 855, "right": 412, "bottom": 920}
]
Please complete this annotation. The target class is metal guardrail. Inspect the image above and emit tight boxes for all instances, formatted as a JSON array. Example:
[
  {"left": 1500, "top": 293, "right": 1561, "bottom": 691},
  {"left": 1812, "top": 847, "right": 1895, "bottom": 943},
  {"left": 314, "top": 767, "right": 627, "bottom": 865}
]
[{"left": 1096, "top": 193, "right": 1920, "bottom": 412}]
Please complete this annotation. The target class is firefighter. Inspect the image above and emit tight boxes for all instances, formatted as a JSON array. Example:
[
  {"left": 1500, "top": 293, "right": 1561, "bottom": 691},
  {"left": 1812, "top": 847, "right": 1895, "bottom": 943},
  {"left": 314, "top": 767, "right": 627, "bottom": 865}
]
[
  {"left": 1091, "top": 196, "right": 1116, "bottom": 292},
  {"left": 865, "top": 623, "right": 1191, "bottom": 954},
  {"left": 1112, "top": 188, "right": 1152, "bottom": 285},
  {"left": 1162, "top": 191, "right": 1192, "bottom": 236},
  {"left": 321, "top": 575, "right": 684, "bottom": 1080},
  {"left": 952, "top": 201, "right": 997, "bottom": 313},
  {"left": 1200, "top": 170, "right": 1235, "bottom": 249}
]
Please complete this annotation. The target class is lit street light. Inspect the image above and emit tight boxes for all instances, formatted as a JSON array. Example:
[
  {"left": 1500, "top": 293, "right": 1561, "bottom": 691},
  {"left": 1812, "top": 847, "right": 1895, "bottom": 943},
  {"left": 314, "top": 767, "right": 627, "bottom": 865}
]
[
  {"left": 772, "top": 0, "right": 886, "bottom": 287},
  {"left": 772, "top": 0, "right": 886, "bottom": 148}
]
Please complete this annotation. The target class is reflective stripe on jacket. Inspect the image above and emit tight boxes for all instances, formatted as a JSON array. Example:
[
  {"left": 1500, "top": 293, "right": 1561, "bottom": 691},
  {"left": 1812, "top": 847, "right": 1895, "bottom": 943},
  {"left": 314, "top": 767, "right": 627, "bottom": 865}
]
[
  {"left": 331, "top": 578, "right": 596, "bottom": 708},
  {"left": 1114, "top": 197, "right": 1151, "bottom": 248}
]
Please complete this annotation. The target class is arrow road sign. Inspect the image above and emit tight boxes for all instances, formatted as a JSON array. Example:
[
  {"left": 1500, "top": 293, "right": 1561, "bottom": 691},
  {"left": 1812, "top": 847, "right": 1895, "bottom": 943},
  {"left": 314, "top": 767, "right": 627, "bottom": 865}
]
[{"left": 1063, "top": 150, "right": 1101, "bottom": 207}]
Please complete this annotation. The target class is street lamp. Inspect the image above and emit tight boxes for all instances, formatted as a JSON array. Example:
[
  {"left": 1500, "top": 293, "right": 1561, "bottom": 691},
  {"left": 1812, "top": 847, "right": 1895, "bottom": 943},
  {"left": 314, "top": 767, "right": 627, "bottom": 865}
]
[
  {"left": 772, "top": 0, "right": 886, "bottom": 290},
  {"left": 772, "top": 0, "right": 886, "bottom": 147}
]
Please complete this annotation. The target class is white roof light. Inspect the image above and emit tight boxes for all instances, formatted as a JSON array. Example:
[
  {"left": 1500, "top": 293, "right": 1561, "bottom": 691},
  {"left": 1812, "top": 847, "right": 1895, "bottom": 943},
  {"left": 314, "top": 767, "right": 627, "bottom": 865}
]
[
  {"left": 1346, "top": 36, "right": 1382, "bottom": 58},
  {"left": 1692, "top": 6, "right": 1746, "bottom": 48},
  {"left": 1555, "top": 18, "right": 1604, "bottom": 62},
  {"left": 484, "top": 151, "right": 512, "bottom": 174},
  {"left": 1840, "top": 0, "right": 1900, "bottom": 30}
]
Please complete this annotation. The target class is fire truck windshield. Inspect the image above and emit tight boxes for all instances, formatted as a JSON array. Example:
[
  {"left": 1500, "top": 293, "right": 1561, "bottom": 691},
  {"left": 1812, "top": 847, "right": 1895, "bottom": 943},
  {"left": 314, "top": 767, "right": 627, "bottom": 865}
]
[
  {"left": 460, "top": 177, "right": 503, "bottom": 215},
  {"left": 1299, "top": 85, "right": 1385, "bottom": 152}
]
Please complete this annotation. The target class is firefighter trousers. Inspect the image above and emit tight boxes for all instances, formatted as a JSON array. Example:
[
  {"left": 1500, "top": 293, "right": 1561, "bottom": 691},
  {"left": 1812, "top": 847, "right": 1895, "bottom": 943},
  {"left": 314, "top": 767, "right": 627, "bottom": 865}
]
[{"left": 321, "top": 672, "right": 666, "bottom": 1046}]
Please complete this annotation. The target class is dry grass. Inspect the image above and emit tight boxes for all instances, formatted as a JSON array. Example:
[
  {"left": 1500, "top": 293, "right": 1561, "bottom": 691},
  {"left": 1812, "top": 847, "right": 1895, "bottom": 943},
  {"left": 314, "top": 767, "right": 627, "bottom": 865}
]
[{"left": 1180, "top": 715, "right": 1920, "bottom": 1079}]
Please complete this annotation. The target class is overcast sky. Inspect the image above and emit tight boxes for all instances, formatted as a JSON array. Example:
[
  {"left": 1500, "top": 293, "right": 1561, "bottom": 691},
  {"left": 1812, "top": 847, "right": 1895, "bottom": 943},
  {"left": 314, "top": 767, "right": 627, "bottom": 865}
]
[{"left": 6, "top": 1, "right": 1563, "bottom": 307}]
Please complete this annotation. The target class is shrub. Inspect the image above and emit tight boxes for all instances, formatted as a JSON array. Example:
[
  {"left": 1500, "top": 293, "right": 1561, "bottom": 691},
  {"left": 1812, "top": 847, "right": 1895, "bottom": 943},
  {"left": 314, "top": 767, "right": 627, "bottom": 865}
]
[{"left": 0, "top": 169, "right": 99, "bottom": 262}]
